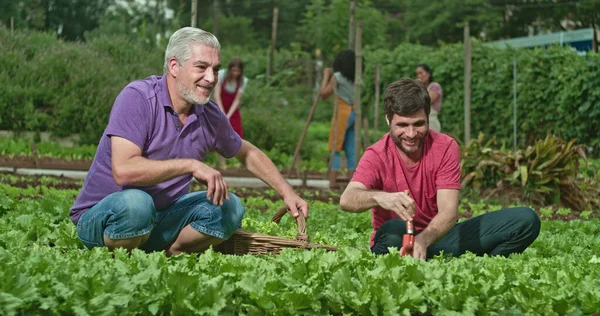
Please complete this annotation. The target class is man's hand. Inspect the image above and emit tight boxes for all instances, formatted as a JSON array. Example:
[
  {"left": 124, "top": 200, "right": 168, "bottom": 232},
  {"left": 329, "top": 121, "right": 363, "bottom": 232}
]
[
  {"left": 374, "top": 190, "right": 415, "bottom": 221},
  {"left": 236, "top": 141, "right": 308, "bottom": 217},
  {"left": 283, "top": 193, "right": 309, "bottom": 219},
  {"left": 192, "top": 161, "right": 229, "bottom": 205},
  {"left": 323, "top": 67, "right": 333, "bottom": 78},
  {"left": 412, "top": 235, "right": 428, "bottom": 260}
]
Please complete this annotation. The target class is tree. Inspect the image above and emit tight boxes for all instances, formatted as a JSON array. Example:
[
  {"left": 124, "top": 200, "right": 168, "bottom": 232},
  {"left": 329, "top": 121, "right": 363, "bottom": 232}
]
[
  {"left": 85, "top": 0, "right": 175, "bottom": 48},
  {"left": 401, "top": 0, "right": 502, "bottom": 45},
  {"left": 299, "top": 0, "right": 388, "bottom": 60},
  {"left": 0, "top": 0, "right": 114, "bottom": 41},
  {"left": 487, "top": 0, "right": 600, "bottom": 39}
]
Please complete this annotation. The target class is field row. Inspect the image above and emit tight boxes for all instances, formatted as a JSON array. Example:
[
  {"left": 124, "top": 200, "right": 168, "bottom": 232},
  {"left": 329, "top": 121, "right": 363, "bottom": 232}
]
[{"left": 0, "top": 179, "right": 599, "bottom": 314}]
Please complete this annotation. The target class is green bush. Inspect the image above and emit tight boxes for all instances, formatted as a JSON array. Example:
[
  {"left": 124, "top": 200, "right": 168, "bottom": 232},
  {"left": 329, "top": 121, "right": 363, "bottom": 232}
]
[
  {"left": 2, "top": 26, "right": 600, "bottom": 156},
  {"left": 461, "top": 133, "right": 597, "bottom": 211},
  {"left": 0, "top": 28, "right": 163, "bottom": 144},
  {"left": 361, "top": 42, "right": 600, "bottom": 153},
  {"left": 199, "top": 14, "right": 261, "bottom": 50}
]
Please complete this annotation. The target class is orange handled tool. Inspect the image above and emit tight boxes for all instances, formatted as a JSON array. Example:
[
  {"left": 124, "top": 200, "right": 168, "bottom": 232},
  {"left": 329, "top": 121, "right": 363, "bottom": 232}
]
[{"left": 399, "top": 220, "right": 414, "bottom": 257}]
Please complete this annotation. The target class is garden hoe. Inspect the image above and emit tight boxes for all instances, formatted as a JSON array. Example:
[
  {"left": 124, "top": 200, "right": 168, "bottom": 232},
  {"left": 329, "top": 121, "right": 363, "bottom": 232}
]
[{"left": 399, "top": 220, "right": 414, "bottom": 257}]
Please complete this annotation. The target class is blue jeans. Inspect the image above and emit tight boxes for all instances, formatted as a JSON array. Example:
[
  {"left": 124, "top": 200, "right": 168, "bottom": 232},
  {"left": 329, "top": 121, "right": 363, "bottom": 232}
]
[
  {"left": 332, "top": 110, "right": 356, "bottom": 171},
  {"left": 76, "top": 189, "right": 245, "bottom": 252}
]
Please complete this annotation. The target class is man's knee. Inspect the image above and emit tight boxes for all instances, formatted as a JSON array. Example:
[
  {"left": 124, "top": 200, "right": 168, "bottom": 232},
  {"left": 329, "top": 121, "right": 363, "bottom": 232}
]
[
  {"left": 516, "top": 207, "right": 541, "bottom": 239},
  {"left": 503, "top": 207, "right": 540, "bottom": 231},
  {"left": 106, "top": 189, "right": 156, "bottom": 236},
  {"left": 220, "top": 193, "right": 245, "bottom": 238},
  {"left": 119, "top": 189, "right": 154, "bottom": 216},
  {"left": 496, "top": 206, "right": 541, "bottom": 249},
  {"left": 371, "top": 218, "right": 406, "bottom": 255},
  {"left": 371, "top": 233, "right": 403, "bottom": 255},
  {"left": 379, "top": 218, "right": 407, "bottom": 236}
]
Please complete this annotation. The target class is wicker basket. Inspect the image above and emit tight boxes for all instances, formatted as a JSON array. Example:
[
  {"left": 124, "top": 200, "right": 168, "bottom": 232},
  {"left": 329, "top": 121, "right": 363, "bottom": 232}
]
[{"left": 213, "top": 206, "right": 337, "bottom": 255}]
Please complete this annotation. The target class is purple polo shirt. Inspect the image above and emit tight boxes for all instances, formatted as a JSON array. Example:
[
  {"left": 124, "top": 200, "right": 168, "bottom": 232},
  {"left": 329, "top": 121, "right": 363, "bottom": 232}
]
[{"left": 69, "top": 75, "right": 242, "bottom": 223}]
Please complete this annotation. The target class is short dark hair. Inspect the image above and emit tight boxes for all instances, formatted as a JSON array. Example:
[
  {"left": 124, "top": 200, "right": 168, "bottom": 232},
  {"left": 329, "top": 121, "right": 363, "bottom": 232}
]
[{"left": 384, "top": 78, "right": 430, "bottom": 122}]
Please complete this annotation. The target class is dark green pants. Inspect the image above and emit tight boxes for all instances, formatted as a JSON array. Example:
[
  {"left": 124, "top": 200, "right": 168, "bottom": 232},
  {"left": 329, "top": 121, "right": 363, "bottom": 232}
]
[{"left": 371, "top": 207, "right": 541, "bottom": 258}]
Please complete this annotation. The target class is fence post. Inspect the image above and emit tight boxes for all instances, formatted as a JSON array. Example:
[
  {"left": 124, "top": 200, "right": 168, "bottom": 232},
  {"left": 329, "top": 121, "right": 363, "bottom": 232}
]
[
  {"left": 267, "top": 6, "right": 279, "bottom": 84},
  {"left": 513, "top": 58, "right": 518, "bottom": 151},
  {"left": 463, "top": 21, "right": 472, "bottom": 144},
  {"left": 348, "top": 0, "right": 356, "bottom": 49},
  {"left": 212, "top": 0, "right": 219, "bottom": 36},
  {"left": 191, "top": 0, "right": 197, "bottom": 27},
  {"left": 354, "top": 21, "right": 363, "bottom": 162},
  {"left": 373, "top": 65, "right": 380, "bottom": 143}
]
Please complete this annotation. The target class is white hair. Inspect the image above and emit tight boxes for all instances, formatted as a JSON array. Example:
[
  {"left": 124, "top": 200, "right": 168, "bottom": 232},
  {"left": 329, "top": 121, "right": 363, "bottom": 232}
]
[{"left": 163, "top": 27, "right": 221, "bottom": 73}]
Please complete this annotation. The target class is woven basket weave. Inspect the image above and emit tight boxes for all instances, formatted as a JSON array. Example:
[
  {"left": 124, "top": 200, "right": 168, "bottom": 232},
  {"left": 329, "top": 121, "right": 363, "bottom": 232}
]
[{"left": 213, "top": 206, "right": 337, "bottom": 255}]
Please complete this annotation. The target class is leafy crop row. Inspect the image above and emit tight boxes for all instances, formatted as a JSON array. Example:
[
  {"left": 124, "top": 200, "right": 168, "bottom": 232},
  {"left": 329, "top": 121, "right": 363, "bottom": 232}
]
[{"left": 0, "top": 183, "right": 599, "bottom": 314}]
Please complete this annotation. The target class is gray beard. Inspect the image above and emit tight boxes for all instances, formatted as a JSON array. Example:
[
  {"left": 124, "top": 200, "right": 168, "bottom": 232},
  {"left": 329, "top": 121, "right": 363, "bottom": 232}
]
[{"left": 177, "top": 80, "right": 210, "bottom": 105}]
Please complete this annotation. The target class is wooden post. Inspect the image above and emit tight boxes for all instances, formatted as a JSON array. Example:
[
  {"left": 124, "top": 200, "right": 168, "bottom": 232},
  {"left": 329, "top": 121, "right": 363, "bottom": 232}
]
[
  {"left": 212, "top": 0, "right": 219, "bottom": 36},
  {"left": 289, "top": 94, "right": 322, "bottom": 176},
  {"left": 267, "top": 6, "right": 279, "bottom": 84},
  {"left": 305, "top": 58, "right": 313, "bottom": 86},
  {"left": 593, "top": 24, "right": 598, "bottom": 53},
  {"left": 302, "top": 170, "right": 308, "bottom": 187},
  {"left": 10, "top": 17, "right": 14, "bottom": 35},
  {"left": 354, "top": 21, "right": 363, "bottom": 163},
  {"left": 191, "top": 0, "right": 197, "bottom": 27},
  {"left": 373, "top": 65, "right": 380, "bottom": 142},
  {"left": 348, "top": 0, "right": 356, "bottom": 49},
  {"left": 513, "top": 58, "right": 518, "bottom": 152},
  {"left": 151, "top": 0, "right": 162, "bottom": 45},
  {"left": 463, "top": 21, "right": 472, "bottom": 144},
  {"left": 31, "top": 142, "right": 39, "bottom": 169},
  {"left": 328, "top": 89, "right": 340, "bottom": 173},
  {"left": 363, "top": 117, "right": 370, "bottom": 148}
]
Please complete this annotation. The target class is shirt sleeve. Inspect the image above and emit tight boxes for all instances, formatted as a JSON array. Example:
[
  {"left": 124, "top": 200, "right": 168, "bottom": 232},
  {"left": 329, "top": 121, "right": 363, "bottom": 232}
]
[
  {"left": 213, "top": 110, "right": 242, "bottom": 158},
  {"left": 333, "top": 72, "right": 342, "bottom": 82},
  {"left": 350, "top": 148, "right": 384, "bottom": 190},
  {"left": 217, "top": 69, "right": 226, "bottom": 85},
  {"left": 105, "top": 87, "right": 150, "bottom": 150},
  {"left": 435, "top": 140, "right": 461, "bottom": 190},
  {"left": 430, "top": 82, "right": 442, "bottom": 97}
]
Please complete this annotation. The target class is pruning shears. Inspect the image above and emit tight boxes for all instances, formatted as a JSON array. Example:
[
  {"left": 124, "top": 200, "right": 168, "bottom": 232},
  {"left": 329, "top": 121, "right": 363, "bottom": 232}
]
[{"left": 399, "top": 220, "right": 414, "bottom": 257}]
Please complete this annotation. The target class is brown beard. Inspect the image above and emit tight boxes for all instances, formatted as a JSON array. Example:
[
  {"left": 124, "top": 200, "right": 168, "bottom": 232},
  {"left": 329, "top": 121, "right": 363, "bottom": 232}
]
[{"left": 390, "top": 130, "right": 428, "bottom": 156}]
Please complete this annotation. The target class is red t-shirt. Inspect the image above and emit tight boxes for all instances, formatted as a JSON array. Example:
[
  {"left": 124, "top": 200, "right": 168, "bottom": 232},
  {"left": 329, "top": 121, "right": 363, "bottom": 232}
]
[{"left": 350, "top": 130, "right": 461, "bottom": 246}]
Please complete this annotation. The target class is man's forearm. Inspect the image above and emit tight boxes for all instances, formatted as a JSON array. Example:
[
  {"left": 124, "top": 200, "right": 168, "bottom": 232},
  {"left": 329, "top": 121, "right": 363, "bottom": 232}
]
[
  {"left": 340, "top": 188, "right": 383, "bottom": 213},
  {"left": 113, "top": 157, "right": 196, "bottom": 187},
  {"left": 417, "top": 212, "right": 457, "bottom": 246},
  {"left": 242, "top": 146, "right": 295, "bottom": 198}
]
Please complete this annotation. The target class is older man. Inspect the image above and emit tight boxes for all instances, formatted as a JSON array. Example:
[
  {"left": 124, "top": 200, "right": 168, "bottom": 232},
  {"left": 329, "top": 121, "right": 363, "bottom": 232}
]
[{"left": 71, "top": 27, "right": 308, "bottom": 256}]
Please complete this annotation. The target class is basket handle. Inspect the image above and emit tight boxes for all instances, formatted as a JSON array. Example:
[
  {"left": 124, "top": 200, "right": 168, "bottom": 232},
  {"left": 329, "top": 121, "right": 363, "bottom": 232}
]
[{"left": 271, "top": 205, "right": 309, "bottom": 243}]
